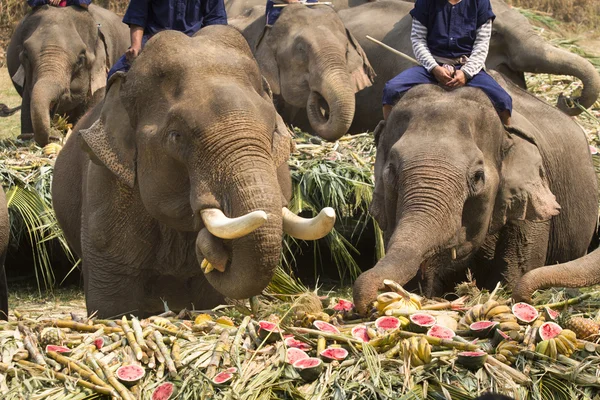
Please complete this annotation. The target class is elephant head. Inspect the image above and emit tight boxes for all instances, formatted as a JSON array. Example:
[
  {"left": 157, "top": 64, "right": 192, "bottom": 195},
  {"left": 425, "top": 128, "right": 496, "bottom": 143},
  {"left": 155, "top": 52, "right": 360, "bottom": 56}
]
[
  {"left": 78, "top": 28, "right": 334, "bottom": 299},
  {"left": 7, "top": 5, "right": 117, "bottom": 146},
  {"left": 239, "top": 4, "right": 374, "bottom": 141},
  {"left": 487, "top": 0, "right": 600, "bottom": 116},
  {"left": 354, "top": 84, "right": 560, "bottom": 314}
]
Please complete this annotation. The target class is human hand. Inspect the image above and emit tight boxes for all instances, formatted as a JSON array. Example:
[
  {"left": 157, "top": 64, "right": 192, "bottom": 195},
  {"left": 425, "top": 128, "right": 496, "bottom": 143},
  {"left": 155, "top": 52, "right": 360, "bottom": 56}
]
[
  {"left": 432, "top": 66, "right": 453, "bottom": 85},
  {"left": 125, "top": 45, "right": 141, "bottom": 63},
  {"left": 49, "top": 0, "right": 60, "bottom": 6},
  {"left": 447, "top": 70, "right": 467, "bottom": 88}
]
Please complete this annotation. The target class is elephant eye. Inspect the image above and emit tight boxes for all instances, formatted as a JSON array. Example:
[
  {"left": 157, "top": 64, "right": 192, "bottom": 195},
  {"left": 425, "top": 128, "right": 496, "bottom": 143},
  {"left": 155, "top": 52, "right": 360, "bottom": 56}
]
[
  {"left": 76, "top": 53, "right": 86, "bottom": 67},
  {"left": 474, "top": 170, "right": 485, "bottom": 183}
]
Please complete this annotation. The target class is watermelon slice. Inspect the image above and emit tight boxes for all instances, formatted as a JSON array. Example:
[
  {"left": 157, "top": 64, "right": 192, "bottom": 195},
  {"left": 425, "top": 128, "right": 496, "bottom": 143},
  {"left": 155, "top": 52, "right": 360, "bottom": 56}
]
[
  {"left": 332, "top": 299, "right": 354, "bottom": 312},
  {"left": 512, "top": 303, "right": 539, "bottom": 324},
  {"left": 116, "top": 364, "right": 145, "bottom": 386},
  {"left": 409, "top": 313, "right": 436, "bottom": 333},
  {"left": 351, "top": 325, "right": 371, "bottom": 343},
  {"left": 257, "top": 321, "right": 281, "bottom": 343},
  {"left": 152, "top": 382, "right": 175, "bottom": 400},
  {"left": 293, "top": 357, "right": 323, "bottom": 381},
  {"left": 375, "top": 316, "right": 401, "bottom": 331},
  {"left": 456, "top": 351, "right": 488, "bottom": 370},
  {"left": 538, "top": 321, "right": 563, "bottom": 341},
  {"left": 313, "top": 320, "right": 340, "bottom": 334},
  {"left": 426, "top": 324, "right": 455, "bottom": 340},
  {"left": 469, "top": 321, "right": 498, "bottom": 338},
  {"left": 286, "top": 347, "right": 309, "bottom": 365},
  {"left": 45, "top": 345, "right": 72, "bottom": 356},
  {"left": 285, "top": 336, "right": 312, "bottom": 351},
  {"left": 212, "top": 371, "right": 234, "bottom": 386},
  {"left": 320, "top": 347, "right": 348, "bottom": 362}
]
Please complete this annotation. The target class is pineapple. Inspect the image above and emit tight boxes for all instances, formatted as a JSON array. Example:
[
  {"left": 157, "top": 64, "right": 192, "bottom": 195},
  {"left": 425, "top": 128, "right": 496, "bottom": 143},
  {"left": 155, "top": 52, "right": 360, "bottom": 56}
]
[{"left": 566, "top": 317, "right": 599, "bottom": 340}]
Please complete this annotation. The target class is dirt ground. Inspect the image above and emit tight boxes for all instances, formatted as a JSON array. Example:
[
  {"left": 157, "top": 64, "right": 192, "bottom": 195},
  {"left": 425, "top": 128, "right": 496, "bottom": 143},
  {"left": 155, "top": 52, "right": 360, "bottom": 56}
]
[{"left": 0, "top": 67, "right": 21, "bottom": 139}]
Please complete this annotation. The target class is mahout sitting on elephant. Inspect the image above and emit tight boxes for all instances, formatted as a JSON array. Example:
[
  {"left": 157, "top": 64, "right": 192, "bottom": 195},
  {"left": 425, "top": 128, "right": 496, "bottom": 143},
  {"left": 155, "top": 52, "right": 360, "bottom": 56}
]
[
  {"left": 0, "top": 189, "right": 8, "bottom": 320},
  {"left": 229, "top": 4, "right": 374, "bottom": 141},
  {"left": 52, "top": 26, "right": 335, "bottom": 318},
  {"left": 5, "top": 4, "right": 129, "bottom": 146},
  {"left": 352, "top": 71, "right": 598, "bottom": 314},
  {"left": 340, "top": 0, "right": 600, "bottom": 132}
]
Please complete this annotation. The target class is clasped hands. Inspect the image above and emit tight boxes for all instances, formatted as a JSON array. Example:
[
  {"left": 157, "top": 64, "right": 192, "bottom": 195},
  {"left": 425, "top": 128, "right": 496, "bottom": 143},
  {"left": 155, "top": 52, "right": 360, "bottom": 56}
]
[{"left": 432, "top": 66, "right": 467, "bottom": 88}]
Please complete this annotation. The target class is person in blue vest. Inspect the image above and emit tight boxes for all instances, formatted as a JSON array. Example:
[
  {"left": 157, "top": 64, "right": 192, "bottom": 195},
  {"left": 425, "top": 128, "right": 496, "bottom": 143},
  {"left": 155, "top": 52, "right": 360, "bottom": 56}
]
[
  {"left": 382, "top": 0, "right": 512, "bottom": 126},
  {"left": 265, "top": 0, "right": 318, "bottom": 26},
  {"left": 108, "top": 0, "right": 227, "bottom": 79}
]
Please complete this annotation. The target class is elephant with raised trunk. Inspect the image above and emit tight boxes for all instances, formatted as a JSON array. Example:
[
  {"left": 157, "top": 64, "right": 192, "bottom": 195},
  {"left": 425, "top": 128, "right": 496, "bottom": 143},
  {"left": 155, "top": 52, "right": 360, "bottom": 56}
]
[
  {"left": 353, "top": 71, "right": 598, "bottom": 314},
  {"left": 52, "top": 27, "right": 335, "bottom": 318},
  {"left": 230, "top": 4, "right": 374, "bottom": 141},
  {"left": 6, "top": 5, "right": 129, "bottom": 146},
  {"left": 339, "top": 0, "right": 600, "bottom": 131}
]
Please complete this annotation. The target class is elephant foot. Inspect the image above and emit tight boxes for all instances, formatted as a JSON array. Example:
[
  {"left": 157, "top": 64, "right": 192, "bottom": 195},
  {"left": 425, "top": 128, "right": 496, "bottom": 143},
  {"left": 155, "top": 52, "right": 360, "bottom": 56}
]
[{"left": 17, "top": 133, "right": 34, "bottom": 141}]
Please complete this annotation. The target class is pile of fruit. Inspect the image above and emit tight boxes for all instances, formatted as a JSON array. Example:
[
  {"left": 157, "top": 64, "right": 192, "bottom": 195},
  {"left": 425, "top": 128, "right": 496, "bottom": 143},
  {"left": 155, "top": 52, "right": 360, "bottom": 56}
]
[{"left": 2, "top": 282, "right": 600, "bottom": 399}]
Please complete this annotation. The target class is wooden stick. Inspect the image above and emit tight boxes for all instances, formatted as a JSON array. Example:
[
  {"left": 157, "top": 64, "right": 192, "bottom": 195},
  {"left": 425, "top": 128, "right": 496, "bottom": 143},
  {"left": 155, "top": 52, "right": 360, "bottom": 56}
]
[
  {"left": 366, "top": 35, "right": 419, "bottom": 65},
  {"left": 273, "top": 2, "right": 332, "bottom": 7}
]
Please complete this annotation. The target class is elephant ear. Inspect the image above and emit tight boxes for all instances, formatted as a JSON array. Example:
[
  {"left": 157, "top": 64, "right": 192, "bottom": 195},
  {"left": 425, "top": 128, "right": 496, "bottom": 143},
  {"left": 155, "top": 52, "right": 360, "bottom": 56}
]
[
  {"left": 272, "top": 111, "right": 295, "bottom": 168},
  {"left": 89, "top": 25, "right": 111, "bottom": 97},
  {"left": 345, "top": 28, "right": 376, "bottom": 93},
  {"left": 255, "top": 30, "right": 281, "bottom": 96},
  {"left": 493, "top": 116, "right": 561, "bottom": 229},
  {"left": 369, "top": 120, "right": 388, "bottom": 231},
  {"left": 80, "top": 72, "right": 136, "bottom": 188}
]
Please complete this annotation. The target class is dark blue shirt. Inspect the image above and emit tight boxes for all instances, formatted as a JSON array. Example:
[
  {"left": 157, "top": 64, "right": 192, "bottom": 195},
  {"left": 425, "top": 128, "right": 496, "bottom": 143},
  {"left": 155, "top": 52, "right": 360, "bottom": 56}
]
[
  {"left": 27, "top": 0, "right": 91, "bottom": 7},
  {"left": 265, "top": 0, "right": 317, "bottom": 26},
  {"left": 123, "top": 0, "right": 227, "bottom": 37},
  {"left": 410, "top": 0, "right": 495, "bottom": 58}
]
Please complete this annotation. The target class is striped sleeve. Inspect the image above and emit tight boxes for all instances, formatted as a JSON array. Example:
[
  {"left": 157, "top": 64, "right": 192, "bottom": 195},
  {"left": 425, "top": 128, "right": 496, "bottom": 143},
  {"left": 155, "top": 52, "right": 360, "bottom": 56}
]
[
  {"left": 461, "top": 19, "right": 492, "bottom": 79},
  {"left": 411, "top": 18, "right": 438, "bottom": 72}
]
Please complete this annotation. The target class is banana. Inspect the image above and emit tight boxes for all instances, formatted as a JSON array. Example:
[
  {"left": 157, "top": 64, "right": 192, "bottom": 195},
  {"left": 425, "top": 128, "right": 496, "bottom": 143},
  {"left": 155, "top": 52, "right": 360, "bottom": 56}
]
[
  {"left": 494, "top": 354, "right": 508, "bottom": 364},
  {"left": 556, "top": 334, "right": 576, "bottom": 356},
  {"left": 417, "top": 337, "right": 427, "bottom": 362},
  {"left": 480, "top": 300, "right": 500, "bottom": 318},
  {"left": 422, "top": 338, "right": 431, "bottom": 364},
  {"left": 487, "top": 305, "right": 512, "bottom": 318},
  {"left": 560, "top": 329, "right": 577, "bottom": 344},
  {"left": 377, "top": 292, "right": 402, "bottom": 306},
  {"left": 553, "top": 335, "right": 569, "bottom": 356},
  {"left": 470, "top": 304, "right": 485, "bottom": 322},
  {"left": 367, "top": 327, "right": 378, "bottom": 339},
  {"left": 498, "top": 322, "right": 521, "bottom": 332},
  {"left": 398, "top": 316, "right": 410, "bottom": 328},
  {"left": 547, "top": 338, "right": 558, "bottom": 360},
  {"left": 492, "top": 312, "right": 519, "bottom": 323},
  {"left": 535, "top": 340, "right": 549, "bottom": 355}
]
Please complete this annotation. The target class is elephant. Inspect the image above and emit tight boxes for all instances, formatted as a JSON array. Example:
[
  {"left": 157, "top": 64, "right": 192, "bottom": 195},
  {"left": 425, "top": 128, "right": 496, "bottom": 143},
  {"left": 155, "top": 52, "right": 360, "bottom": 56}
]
[
  {"left": 229, "top": 4, "right": 374, "bottom": 141},
  {"left": 352, "top": 71, "right": 598, "bottom": 314},
  {"left": 0, "top": 189, "right": 8, "bottom": 320},
  {"left": 52, "top": 26, "right": 335, "bottom": 318},
  {"left": 6, "top": 4, "right": 129, "bottom": 146},
  {"left": 225, "top": 0, "right": 371, "bottom": 18},
  {"left": 339, "top": 0, "right": 600, "bottom": 132}
]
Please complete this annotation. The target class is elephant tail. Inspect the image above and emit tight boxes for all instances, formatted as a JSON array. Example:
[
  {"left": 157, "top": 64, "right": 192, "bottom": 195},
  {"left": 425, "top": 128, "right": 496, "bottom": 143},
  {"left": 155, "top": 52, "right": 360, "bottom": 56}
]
[
  {"left": 0, "top": 103, "right": 21, "bottom": 117},
  {"left": 512, "top": 245, "right": 600, "bottom": 303}
]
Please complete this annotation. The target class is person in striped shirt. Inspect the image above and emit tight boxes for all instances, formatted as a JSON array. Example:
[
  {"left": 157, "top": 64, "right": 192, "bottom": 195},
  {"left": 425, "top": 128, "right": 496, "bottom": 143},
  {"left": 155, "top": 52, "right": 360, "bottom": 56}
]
[{"left": 382, "top": 0, "right": 512, "bottom": 125}]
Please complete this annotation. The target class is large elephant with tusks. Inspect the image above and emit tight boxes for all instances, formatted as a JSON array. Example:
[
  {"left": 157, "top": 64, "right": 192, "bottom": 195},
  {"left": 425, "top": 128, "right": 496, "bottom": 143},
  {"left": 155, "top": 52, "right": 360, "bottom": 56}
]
[{"left": 52, "top": 27, "right": 335, "bottom": 318}]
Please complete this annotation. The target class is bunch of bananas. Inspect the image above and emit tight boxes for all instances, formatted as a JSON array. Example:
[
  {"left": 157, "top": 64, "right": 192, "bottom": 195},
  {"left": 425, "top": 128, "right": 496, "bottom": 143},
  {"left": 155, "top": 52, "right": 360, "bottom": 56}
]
[
  {"left": 401, "top": 336, "right": 431, "bottom": 367},
  {"left": 494, "top": 340, "right": 520, "bottom": 365},
  {"left": 42, "top": 142, "right": 62, "bottom": 157},
  {"left": 458, "top": 300, "right": 520, "bottom": 333},
  {"left": 375, "top": 291, "right": 421, "bottom": 315},
  {"left": 535, "top": 329, "right": 577, "bottom": 359},
  {"left": 294, "top": 311, "right": 331, "bottom": 327}
]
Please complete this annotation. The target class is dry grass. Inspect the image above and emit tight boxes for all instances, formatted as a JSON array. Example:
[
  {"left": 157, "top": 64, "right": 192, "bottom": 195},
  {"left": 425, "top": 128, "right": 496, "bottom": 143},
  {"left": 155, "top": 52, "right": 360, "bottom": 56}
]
[
  {"left": 0, "top": 67, "right": 21, "bottom": 140},
  {"left": 510, "top": 0, "right": 600, "bottom": 29}
]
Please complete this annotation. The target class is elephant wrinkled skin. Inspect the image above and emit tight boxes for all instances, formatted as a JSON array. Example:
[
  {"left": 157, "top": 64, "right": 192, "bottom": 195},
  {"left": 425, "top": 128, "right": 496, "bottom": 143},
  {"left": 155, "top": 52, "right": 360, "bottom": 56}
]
[
  {"left": 53, "top": 27, "right": 310, "bottom": 318},
  {"left": 230, "top": 4, "right": 374, "bottom": 141},
  {"left": 339, "top": 0, "right": 600, "bottom": 131},
  {"left": 353, "top": 72, "right": 598, "bottom": 314},
  {"left": 6, "top": 5, "right": 128, "bottom": 146}
]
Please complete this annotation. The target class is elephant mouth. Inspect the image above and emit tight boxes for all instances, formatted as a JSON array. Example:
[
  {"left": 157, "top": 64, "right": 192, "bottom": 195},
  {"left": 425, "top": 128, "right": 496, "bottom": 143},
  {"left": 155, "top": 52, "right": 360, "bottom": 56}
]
[{"left": 307, "top": 91, "right": 330, "bottom": 125}]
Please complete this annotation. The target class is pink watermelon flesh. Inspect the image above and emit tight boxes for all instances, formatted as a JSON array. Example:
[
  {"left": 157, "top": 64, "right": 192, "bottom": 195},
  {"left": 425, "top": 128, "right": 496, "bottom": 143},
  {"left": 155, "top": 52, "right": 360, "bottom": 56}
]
[
  {"left": 375, "top": 316, "right": 401, "bottom": 331},
  {"left": 116, "top": 365, "right": 145, "bottom": 382},
  {"left": 45, "top": 345, "right": 71, "bottom": 354},
  {"left": 313, "top": 321, "right": 340, "bottom": 334},
  {"left": 213, "top": 372, "right": 234, "bottom": 384},
  {"left": 94, "top": 338, "right": 104, "bottom": 350},
  {"left": 320, "top": 347, "right": 348, "bottom": 361},
  {"left": 258, "top": 321, "right": 281, "bottom": 333},
  {"left": 285, "top": 337, "right": 312, "bottom": 351},
  {"left": 333, "top": 299, "right": 354, "bottom": 312},
  {"left": 470, "top": 321, "right": 498, "bottom": 330},
  {"left": 512, "top": 303, "right": 539, "bottom": 323},
  {"left": 293, "top": 358, "right": 322, "bottom": 368},
  {"left": 286, "top": 348, "right": 309, "bottom": 364},
  {"left": 427, "top": 325, "right": 455, "bottom": 339},
  {"left": 544, "top": 307, "right": 560, "bottom": 320},
  {"left": 351, "top": 325, "right": 370, "bottom": 343},
  {"left": 226, "top": 367, "right": 238, "bottom": 373},
  {"left": 410, "top": 313, "right": 436, "bottom": 326},
  {"left": 152, "top": 382, "right": 174, "bottom": 400},
  {"left": 539, "top": 322, "right": 563, "bottom": 340},
  {"left": 459, "top": 351, "right": 487, "bottom": 357}
]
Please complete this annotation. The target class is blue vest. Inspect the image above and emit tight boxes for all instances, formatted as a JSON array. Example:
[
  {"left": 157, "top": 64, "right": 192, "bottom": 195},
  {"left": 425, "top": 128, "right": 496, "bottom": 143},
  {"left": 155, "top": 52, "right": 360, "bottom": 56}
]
[{"left": 410, "top": 0, "right": 495, "bottom": 58}]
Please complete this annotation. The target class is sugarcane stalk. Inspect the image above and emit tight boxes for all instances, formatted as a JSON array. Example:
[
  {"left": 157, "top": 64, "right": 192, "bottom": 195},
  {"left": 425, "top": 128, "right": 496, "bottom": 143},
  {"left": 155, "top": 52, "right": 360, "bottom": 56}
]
[
  {"left": 17, "top": 360, "right": 118, "bottom": 397},
  {"left": 47, "top": 351, "right": 106, "bottom": 388},
  {"left": 231, "top": 316, "right": 251, "bottom": 364},
  {"left": 96, "top": 354, "right": 136, "bottom": 400},
  {"left": 524, "top": 317, "right": 545, "bottom": 351},
  {"left": 148, "top": 352, "right": 156, "bottom": 369},
  {"left": 247, "top": 321, "right": 262, "bottom": 347},
  {"left": 71, "top": 328, "right": 105, "bottom": 358},
  {"left": 384, "top": 342, "right": 402, "bottom": 358},
  {"left": 122, "top": 316, "right": 144, "bottom": 361},
  {"left": 287, "top": 327, "right": 362, "bottom": 345},
  {"left": 156, "top": 361, "right": 165, "bottom": 379},
  {"left": 71, "top": 345, "right": 97, "bottom": 361},
  {"left": 316, "top": 336, "right": 326, "bottom": 355},
  {"left": 131, "top": 317, "right": 149, "bottom": 352},
  {"left": 52, "top": 320, "right": 122, "bottom": 334},
  {"left": 150, "top": 324, "right": 196, "bottom": 342},
  {"left": 206, "top": 330, "right": 230, "bottom": 378},
  {"left": 577, "top": 339, "right": 600, "bottom": 353},
  {"left": 85, "top": 352, "right": 106, "bottom": 381},
  {"left": 535, "top": 292, "right": 597, "bottom": 310},
  {"left": 485, "top": 355, "right": 531, "bottom": 385},
  {"left": 43, "top": 355, "right": 62, "bottom": 371},
  {"left": 172, "top": 340, "right": 183, "bottom": 369},
  {"left": 153, "top": 330, "right": 178, "bottom": 378},
  {"left": 147, "top": 336, "right": 165, "bottom": 364},
  {"left": 19, "top": 325, "right": 46, "bottom": 366},
  {"left": 142, "top": 326, "right": 154, "bottom": 339},
  {"left": 101, "top": 338, "right": 125, "bottom": 353}
]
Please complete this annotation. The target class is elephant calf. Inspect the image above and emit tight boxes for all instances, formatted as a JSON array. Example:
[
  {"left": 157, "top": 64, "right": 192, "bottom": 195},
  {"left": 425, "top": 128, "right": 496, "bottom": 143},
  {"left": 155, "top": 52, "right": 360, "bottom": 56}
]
[
  {"left": 353, "top": 71, "right": 598, "bottom": 313},
  {"left": 53, "top": 26, "right": 335, "bottom": 318},
  {"left": 6, "top": 5, "right": 129, "bottom": 146}
]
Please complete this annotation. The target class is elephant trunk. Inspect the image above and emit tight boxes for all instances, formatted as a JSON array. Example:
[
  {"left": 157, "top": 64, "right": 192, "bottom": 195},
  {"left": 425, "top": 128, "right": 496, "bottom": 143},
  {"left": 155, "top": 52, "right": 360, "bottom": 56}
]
[
  {"left": 510, "top": 35, "right": 600, "bottom": 116},
  {"left": 353, "top": 160, "right": 466, "bottom": 314},
  {"left": 30, "top": 78, "right": 67, "bottom": 146},
  {"left": 306, "top": 68, "right": 355, "bottom": 142},
  {"left": 200, "top": 165, "right": 283, "bottom": 299},
  {"left": 512, "top": 246, "right": 600, "bottom": 303}
]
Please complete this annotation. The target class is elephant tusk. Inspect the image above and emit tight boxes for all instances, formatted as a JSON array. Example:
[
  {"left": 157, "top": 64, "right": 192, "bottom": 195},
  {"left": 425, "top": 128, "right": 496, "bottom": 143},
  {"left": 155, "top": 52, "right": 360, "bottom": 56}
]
[
  {"left": 282, "top": 207, "right": 336, "bottom": 240},
  {"left": 200, "top": 208, "right": 268, "bottom": 240},
  {"left": 451, "top": 248, "right": 457, "bottom": 260}
]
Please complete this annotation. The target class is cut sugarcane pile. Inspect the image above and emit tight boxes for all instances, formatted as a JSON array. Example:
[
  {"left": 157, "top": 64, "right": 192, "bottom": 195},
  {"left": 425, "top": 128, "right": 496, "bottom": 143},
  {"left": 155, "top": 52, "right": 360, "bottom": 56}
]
[{"left": 3, "top": 283, "right": 600, "bottom": 399}]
